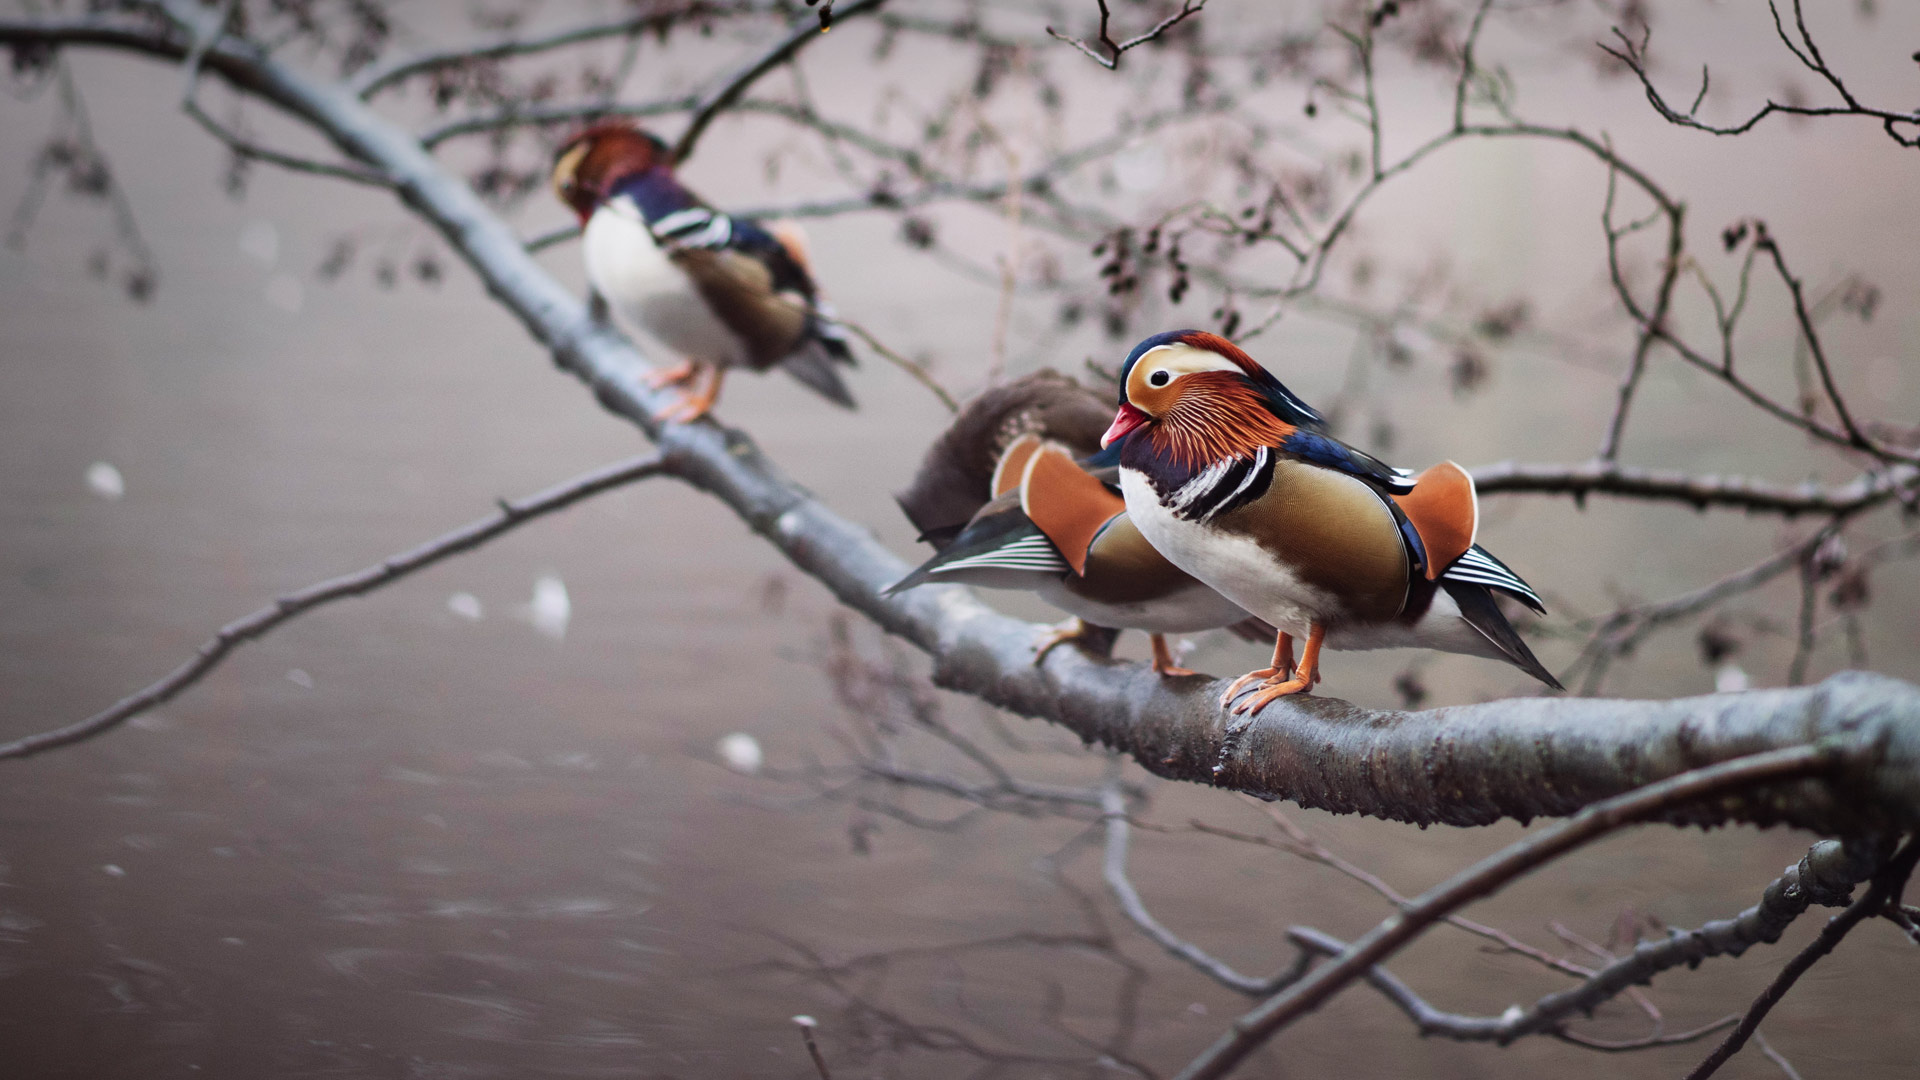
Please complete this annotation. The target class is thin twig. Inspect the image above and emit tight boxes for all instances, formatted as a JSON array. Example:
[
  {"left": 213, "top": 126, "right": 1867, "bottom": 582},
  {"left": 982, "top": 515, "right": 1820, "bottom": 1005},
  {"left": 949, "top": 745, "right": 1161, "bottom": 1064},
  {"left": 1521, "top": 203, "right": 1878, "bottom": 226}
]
[
  {"left": 1684, "top": 837, "right": 1920, "bottom": 1080},
  {"left": 1174, "top": 745, "right": 1845, "bottom": 1080},
  {"left": 792, "top": 1015, "right": 834, "bottom": 1080},
  {"left": 352, "top": 5, "right": 724, "bottom": 99},
  {"left": 671, "top": 0, "right": 890, "bottom": 163},
  {"left": 0, "top": 454, "right": 667, "bottom": 760},
  {"left": 831, "top": 317, "right": 958, "bottom": 413},
  {"left": 1046, "top": 0, "right": 1210, "bottom": 71}
]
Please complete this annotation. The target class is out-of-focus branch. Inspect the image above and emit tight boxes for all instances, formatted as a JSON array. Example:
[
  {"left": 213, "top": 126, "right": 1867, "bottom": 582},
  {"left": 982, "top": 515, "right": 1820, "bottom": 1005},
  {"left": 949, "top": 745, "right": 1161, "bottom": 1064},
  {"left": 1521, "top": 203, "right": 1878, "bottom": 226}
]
[
  {"left": 670, "top": 0, "right": 890, "bottom": 163},
  {"left": 350, "top": 5, "right": 729, "bottom": 99},
  {"left": 1173, "top": 745, "right": 1848, "bottom": 1080},
  {"left": 1101, "top": 785, "right": 1287, "bottom": 995},
  {"left": 0, "top": 453, "right": 667, "bottom": 760}
]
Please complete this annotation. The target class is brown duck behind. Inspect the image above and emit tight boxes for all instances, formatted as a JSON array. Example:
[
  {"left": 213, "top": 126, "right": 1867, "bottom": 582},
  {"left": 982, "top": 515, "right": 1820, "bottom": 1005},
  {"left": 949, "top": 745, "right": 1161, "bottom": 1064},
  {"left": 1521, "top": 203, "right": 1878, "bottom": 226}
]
[{"left": 895, "top": 371, "right": 1113, "bottom": 549}]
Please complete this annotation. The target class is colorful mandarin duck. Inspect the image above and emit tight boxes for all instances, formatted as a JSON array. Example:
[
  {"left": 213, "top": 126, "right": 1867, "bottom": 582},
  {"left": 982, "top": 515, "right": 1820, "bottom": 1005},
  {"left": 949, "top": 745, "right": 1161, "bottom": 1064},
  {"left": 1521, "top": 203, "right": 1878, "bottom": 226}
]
[
  {"left": 1101, "top": 330, "right": 1562, "bottom": 715},
  {"left": 889, "top": 372, "right": 1270, "bottom": 676},
  {"left": 550, "top": 123, "right": 855, "bottom": 422}
]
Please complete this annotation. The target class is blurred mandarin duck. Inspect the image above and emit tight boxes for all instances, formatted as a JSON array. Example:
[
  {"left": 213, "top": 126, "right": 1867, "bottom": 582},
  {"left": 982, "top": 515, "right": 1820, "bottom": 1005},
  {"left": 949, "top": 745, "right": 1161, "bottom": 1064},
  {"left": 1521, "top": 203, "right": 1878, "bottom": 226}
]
[
  {"left": 1101, "top": 330, "right": 1562, "bottom": 715},
  {"left": 550, "top": 123, "right": 855, "bottom": 422},
  {"left": 889, "top": 372, "right": 1270, "bottom": 676}
]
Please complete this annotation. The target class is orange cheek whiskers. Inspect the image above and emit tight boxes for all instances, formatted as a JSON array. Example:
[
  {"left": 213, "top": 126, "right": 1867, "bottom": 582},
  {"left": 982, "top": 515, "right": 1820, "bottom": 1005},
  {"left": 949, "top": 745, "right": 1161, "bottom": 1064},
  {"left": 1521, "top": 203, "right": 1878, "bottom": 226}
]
[{"left": 1152, "top": 379, "right": 1294, "bottom": 467}]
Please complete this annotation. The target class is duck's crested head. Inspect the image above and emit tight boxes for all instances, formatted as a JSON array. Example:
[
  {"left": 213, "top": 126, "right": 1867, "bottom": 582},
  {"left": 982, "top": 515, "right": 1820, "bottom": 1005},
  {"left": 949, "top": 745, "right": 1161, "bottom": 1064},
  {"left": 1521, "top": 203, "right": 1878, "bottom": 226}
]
[
  {"left": 1102, "top": 331, "right": 1322, "bottom": 464},
  {"left": 551, "top": 123, "right": 672, "bottom": 220}
]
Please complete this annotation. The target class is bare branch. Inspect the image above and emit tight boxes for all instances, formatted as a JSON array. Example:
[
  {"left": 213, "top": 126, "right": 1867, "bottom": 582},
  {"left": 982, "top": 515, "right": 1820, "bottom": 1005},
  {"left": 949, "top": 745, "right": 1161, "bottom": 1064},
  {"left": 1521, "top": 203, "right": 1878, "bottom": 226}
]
[
  {"left": 1600, "top": 8, "right": 1920, "bottom": 151},
  {"left": 1046, "top": 0, "right": 1210, "bottom": 71},
  {"left": 351, "top": 6, "right": 725, "bottom": 99},
  {"left": 1684, "top": 837, "right": 1920, "bottom": 1080},
  {"left": 1471, "top": 460, "right": 1918, "bottom": 518},
  {"left": 670, "top": 0, "right": 890, "bottom": 164},
  {"left": 1101, "top": 785, "right": 1285, "bottom": 995},
  {"left": 0, "top": 454, "right": 667, "bottom": 760},
  {"left": 1173, "top": 746, "right": 1850, "bottom": 1080},
  {"left": 175, "top": 0, "right": 395, "bottom": 186}
]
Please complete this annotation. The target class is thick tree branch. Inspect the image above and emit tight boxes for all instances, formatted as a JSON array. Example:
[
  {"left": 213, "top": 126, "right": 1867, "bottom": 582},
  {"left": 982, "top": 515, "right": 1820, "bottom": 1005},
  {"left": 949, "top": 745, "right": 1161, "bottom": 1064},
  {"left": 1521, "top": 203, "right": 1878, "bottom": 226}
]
[
  {"left": 8, "top": 11, "right": 1920, "bottom": 841},
  {"left": 0, "top": 453, "right": 666, "bottom": 760}
]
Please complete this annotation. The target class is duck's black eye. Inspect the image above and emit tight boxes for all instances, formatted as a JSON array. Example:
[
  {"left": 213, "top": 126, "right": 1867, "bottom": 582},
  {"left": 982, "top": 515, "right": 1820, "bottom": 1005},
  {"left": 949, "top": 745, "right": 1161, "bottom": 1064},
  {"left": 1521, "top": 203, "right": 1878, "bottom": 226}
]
[{"left": 1148, "top": 369, "right": 1171, "bottom": 387}]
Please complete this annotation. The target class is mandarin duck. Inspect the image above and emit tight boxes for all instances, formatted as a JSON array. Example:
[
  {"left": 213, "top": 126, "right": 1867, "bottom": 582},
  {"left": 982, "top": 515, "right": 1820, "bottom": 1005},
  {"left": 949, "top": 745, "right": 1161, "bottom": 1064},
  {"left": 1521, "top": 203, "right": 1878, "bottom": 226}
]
[
  {"left": 888, "top": 373, "right": 1270, "bottom": 676},
  {"left": 550, "top": 123, "right": 855, "bottom": 422},
  {"left": 1101, "top": 330, "right": 1562, "bottom": 716}
]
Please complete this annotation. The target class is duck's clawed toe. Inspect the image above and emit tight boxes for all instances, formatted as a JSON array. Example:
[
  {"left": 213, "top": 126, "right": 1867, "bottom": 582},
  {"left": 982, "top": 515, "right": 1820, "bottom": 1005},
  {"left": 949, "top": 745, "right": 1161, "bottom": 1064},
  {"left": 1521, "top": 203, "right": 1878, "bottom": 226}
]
[
  {"left": 1218, "top": 667, "right": 1281, "bottom": 708},
  {"left": 1231, "top": 675, "right": 1311, "bottom": 715}
]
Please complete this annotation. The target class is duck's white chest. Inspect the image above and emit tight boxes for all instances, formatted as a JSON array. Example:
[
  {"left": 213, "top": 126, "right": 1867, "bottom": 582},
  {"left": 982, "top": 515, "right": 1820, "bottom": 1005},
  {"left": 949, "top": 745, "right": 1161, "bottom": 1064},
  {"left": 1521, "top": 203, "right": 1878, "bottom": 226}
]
[
  {"left": 1119, "top": 466, "right": 1328, "bottom": 635},
  {"left": 581, "top": 199, "right": 745, "bottom": 365}
]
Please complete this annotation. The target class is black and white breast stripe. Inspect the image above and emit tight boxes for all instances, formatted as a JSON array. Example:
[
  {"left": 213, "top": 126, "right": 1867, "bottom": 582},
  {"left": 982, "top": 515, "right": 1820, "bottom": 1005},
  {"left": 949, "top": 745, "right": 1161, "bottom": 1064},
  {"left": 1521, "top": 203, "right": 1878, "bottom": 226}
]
[
  {"left": 928, "top": 533, "right": 1071, "bottom": 577},
  {"left": 1165, "top": 447, "right": 1275, "bottom": 524},
  {"left": 650, "top": 206, "right": 733, "bottom": 250},
  {"left": 1441, "top": 544, "right": 1544, "bottom": 610}
]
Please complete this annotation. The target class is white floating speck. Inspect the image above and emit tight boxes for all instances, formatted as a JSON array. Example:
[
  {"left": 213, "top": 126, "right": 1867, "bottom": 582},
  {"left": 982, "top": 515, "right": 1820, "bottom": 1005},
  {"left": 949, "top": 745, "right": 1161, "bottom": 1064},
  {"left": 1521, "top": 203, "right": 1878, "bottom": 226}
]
[
  {"left": 265, "top": 274, "right": 304, "bottom": 314},
  {"left": 446, "top": 592, "right": 484, "bottom": 620},
  {"left": 222, "top": 937, "right": 245, "bottom": 946},
  {"left": 102, "top": 864, "right": 125, "bottom": 877},
  {"left": 1187, "top": 1002, "right": 1208, "bottom": 1016},
  {"left": 287, "top": 668, "right": 314, "bottom": 689},
  {"left": 238, "top": 219, "right": 279, "bottom": 266},
  {"left": 1715, "top": 664, "right": 1751, "bottom": 694},
  {"left": 86, "top": 461, "right": 125, "bottom": 500},
  {"left": 792, "top": 1015, "right": 816, "bottom": 1029},
  {"left": 529, "top": 574, "right": 571, "bottom": 640},
  {"left": 716, "top": 732, "right": 763, "bottom": 775}
]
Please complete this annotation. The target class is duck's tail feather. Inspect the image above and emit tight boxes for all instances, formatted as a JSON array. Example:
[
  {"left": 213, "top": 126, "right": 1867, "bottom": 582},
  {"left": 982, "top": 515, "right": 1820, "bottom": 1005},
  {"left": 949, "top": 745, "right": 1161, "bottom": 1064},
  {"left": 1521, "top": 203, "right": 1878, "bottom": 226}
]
[{"left": 1441, "top": 578, "right": 1563, "bottom": 691}]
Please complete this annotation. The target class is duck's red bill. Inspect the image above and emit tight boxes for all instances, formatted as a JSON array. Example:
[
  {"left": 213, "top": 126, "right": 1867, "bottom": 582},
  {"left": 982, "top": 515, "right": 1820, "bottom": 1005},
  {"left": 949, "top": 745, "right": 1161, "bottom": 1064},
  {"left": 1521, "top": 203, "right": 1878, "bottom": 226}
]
[{"left": 1101, "top": 403, "right": 1149, "bottom": 449}]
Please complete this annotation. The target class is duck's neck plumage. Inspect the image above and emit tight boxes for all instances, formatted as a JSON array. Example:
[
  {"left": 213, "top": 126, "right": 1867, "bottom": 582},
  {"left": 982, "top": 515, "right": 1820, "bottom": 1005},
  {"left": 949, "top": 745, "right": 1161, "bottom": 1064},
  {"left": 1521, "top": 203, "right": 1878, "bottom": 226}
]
[{"left": 605, "top": 167, "right": 702, "bottom": 224}]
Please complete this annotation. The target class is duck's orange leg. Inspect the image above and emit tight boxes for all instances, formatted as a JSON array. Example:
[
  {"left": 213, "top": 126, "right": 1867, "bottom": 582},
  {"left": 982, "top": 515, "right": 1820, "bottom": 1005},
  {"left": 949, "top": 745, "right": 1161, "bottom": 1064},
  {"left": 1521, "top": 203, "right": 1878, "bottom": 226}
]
[
  {"left": 1149, "top": 633, "right": 1198, "bottom": 677},
  {"left": 656, "top": 364, "right": 727, "bottom": 423},
  {"left": 1034, "top": 618, "right": 1098, "bottom": 665},
  {"left": 1219, "top": 632, "right": 1294, "bottom": 707},
  {"left": 1232, "top": 623, "right": 1324, "bottom": 716},
  {"left": 645, "top": 359, "right": 699, "bottom": 389}
]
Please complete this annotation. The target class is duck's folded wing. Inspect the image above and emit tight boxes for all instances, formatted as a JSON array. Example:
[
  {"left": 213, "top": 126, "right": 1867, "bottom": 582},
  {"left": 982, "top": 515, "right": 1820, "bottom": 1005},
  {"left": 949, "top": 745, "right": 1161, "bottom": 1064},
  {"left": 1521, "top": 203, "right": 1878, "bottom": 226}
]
[
  {"left": 884, "top": 497, "right": 1072, "bottom": 594},
  {"left": 1019, "top": 443, "right": 1127, "bottom": 576},
  {"left": 1279, "top": 429, "right": 1417, "bottom": 495}
]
